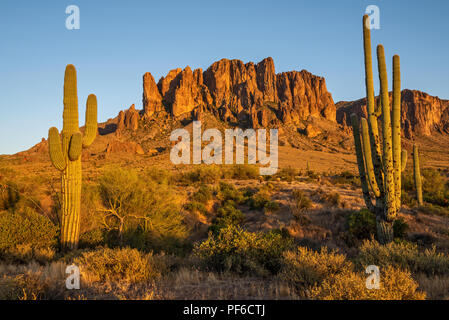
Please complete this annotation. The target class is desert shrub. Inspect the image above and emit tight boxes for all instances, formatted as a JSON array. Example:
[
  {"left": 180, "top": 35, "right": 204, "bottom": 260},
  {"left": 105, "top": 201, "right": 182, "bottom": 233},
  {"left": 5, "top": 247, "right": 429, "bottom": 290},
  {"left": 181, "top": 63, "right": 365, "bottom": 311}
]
[
  {"left": 309, "top": 265, "right": 425, "bottom": 300},
  {"left": 246, "top": 190, "right": 279, "bottom": 213},
  {"left": 291, "top": 190, "right": 312, "bottom": 212},
  {"left": 393, "top": 218, "right": 409, "bottom": 239},
  {"left": 422, "top": 169, "right": 449, "bottom": 207},
  {"left": 73, "top": 247, "right": 164, "bottom": 283},
  {"left": 0, "top": 209, "right": 58, "bottom": 251},
  {"left": 280, "top": 246, "right": 353, "bottom": 287},
  {"left": 209, "top": 201, "right": 244, "bottom": 235},
  {"left": 402, "top": 169, "right": 449, "bottom": 208},
  {"left": 275, "top": 167, "right": 298, "bottom": 182},
  {"left": 332, "top": 171, "right": 360, "bottom": 186},
  {"left": 78, "top": 229, "right": 105, "bottom": 249},
  {"left": 184, "top": 201, "right": 207, "bottom": 215},
  {"left": 98, "top": 167, "right": 187, "bottom": 252},
  {"left": 191, "top": 184, "right": 213, "bottom": 204},
  {"left": 346, "top": 209, "right": 376, "bottom": 240},
  {"left": 264, "top": 200, "right": 280, "bottom": 213},
  {"left": 0, "top": 272, "right": 65, "bottom": 300},
  {"left": 225, "top": 164, "right": 260, "bottom": 180},
  {"left": 305, "top": 169, "right": 320, "bottom": 180},
  {"left": 194, "top": 225, "right": 293, "bottom": 276},
  {"left": 0, "top": 182, "right": 20, "bottom": 211},
  {"left": 215, "top": 182, "right": 246, "bottom": 204},
  {"left": 183, "top": 165, "right": 222, "bottom": 184},
  {"left": 356, "top": 239, "right": 449, "bottom": 276},
  {"left": 144, "top": 167, "right": 174, "bottom": 185},
  {"left": 319, "top": 191, "right": 341, "bottom": 207}
]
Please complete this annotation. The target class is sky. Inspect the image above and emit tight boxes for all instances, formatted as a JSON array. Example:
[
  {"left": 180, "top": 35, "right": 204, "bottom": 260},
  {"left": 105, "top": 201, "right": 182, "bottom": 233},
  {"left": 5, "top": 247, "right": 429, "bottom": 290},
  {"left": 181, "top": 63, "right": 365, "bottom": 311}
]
[{"left": 0, "top": 0, "right": 448, "bottom": 155}]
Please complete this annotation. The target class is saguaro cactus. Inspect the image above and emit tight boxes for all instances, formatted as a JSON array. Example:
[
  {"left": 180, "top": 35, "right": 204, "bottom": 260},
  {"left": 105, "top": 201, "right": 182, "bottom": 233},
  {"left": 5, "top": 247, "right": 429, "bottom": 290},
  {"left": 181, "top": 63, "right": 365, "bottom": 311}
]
[
  {"left": 413, "top": 144, "right": 423, "bottom": 206},
  {"left": 48, "top": 65, "right": 97, "bottom": 250},
  {"left": 350, "top": 15, "right": 406, "bottom": 244}
]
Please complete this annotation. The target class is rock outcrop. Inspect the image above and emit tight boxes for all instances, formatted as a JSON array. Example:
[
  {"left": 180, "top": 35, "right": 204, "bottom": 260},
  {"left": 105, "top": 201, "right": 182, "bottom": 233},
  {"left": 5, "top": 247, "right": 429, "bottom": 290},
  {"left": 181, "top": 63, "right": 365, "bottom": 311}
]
[
  {"left": 141, "top": 57, "right": 336, "bottom": 127},
  {"left": 143, "top": 72, "right": 163, "bottom": 117},
  {"left": 336, "top": 89, "right": 449, "bottom": 137}
]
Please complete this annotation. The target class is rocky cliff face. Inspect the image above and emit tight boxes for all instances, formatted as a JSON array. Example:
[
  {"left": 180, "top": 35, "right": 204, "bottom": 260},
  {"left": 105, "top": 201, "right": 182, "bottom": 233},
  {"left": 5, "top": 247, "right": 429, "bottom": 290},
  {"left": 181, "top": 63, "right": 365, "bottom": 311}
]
[
  {"left": 141, "top": 57, "right": 336, "bottom": 127},
  {"left": 336, "top": 89, "right": 449, "bottom": 138}
]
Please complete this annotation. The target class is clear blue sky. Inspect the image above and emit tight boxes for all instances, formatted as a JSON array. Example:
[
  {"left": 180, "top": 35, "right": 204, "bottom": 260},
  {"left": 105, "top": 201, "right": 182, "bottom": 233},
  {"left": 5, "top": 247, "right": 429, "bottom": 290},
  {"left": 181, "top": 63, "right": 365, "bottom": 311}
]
[{"left": 1, "top": 0, "right": 448, "bottom": 154}]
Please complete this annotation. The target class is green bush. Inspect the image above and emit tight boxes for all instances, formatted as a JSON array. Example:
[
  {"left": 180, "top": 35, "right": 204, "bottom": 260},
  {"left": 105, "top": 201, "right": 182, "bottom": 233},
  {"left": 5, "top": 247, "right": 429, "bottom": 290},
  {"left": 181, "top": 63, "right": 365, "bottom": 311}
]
[
  {"left": 73, "top": 247, "right": 164, "bottom": 283},
  {"left": 356, "top": 239, "right": 449, "bottom": 276},
  {"left": 225, "top": 164, "right": 260, "bottom": 180},
  {"left": 78, "top": 229, "right": 105, "bottom": 249},
  {"left": 291, "top": 190, "right": 312, "bottom": 213},
  {"left": 98, "top": 167, "right": 188, "bottom": 252},
  {"left": 183, "top": 165, "right": 222, "bottom": 184},
  {"left": 332, "top": 171, "right": 360, "bottom": 186},
  {"left": 184, "top": 201, "right": 207, "bottom": 215},
  {"left": 275, "top": 167, "right": 298, "bottom": 182},
  {"left": 402, "top": 168, "right": 449, "bottom": 208},
  {"left": 191, "top": 184, "right": 213, "bottom": 204},
  {"left": 210, "top": 201, "right": 244, "bottom": 235},
  {"left": 216, "top": 182, "right": 246, "bottom": 204},
  {"left": 393, "top": 218, "right": 409, "bottom": 239},
  {"left": 194, "top": 225, "right": 293, "bottom": 276},
  {"left": 346, "top": 209, "right": 376, "bottom": 240},
  {"left": 280, "top": 246, "right": 353, "bottom": 287},
  {"left": 0, "top": 209, "right": 58, "bottom": 251},
  {"left": 309, "top": 265, "right": 425, "bottom": 300}
]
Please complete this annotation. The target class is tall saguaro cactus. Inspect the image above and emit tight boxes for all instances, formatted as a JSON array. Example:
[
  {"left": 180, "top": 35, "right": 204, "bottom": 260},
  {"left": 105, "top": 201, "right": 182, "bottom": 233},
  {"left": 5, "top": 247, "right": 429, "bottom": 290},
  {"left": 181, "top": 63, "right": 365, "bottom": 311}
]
[
  {"left": 350, "top": 15, "right": 407, "bottom": 244},
  {"left": 413, "top": 144, "right": 423, "bottom": 206},
  {"left": 48, "top": 65, "right": 97, "bottom": 250}
]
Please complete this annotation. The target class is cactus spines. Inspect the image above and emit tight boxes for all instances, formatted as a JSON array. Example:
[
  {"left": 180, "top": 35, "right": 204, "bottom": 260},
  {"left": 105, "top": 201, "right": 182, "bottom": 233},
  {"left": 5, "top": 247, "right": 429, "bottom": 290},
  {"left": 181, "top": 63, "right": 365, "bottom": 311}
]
[
  {"left": 360, "top": 117, "right": 380, "bottom": 198},
  {"left": 363, "top": 15, "right": 384, "bottom": 199},
  {"left": 413, "top": 144, "right": 423, "bottom": 206},
  {"left": 351, "top": 15, "right": 407, "bottom": 243},
  {"left": 377, "top": 44, "right": 396, "bottom": 221},
  {"left": 392, "top": 55, "right": 402, "bottom": 209},
  {"left": 48, "top": 64, "right": 98, "bottom": 250},
  {"left": 351, "top": 114, "right": 374, "bottom": 212}
]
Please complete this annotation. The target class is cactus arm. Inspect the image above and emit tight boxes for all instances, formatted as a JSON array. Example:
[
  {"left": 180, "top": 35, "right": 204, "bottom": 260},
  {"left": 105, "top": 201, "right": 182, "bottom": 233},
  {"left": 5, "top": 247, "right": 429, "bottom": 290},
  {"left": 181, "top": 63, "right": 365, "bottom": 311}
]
[
  {"left": 351, "top": 113, "right": 374, "bottom": 212},
  {"left": 48, "top": 127, "right": 66, "bottom": 171},
  {"left": 63, "top": 65, "right": 79, "bottom": 133},
  {"left": 413, "top": 145, "right": 423, "bottom": 205},
  {"left": 82, "top": 94, "right": 98, "bottom": 147},
  {"left": 401, "top": 150, "right": 407, "bottom": 172},
  {"left": 363, "top": 15, "right": 384, "bottom": 198},
  {"left": 361, "top": 118, "right": 381, "bottom": 197},
  {"left": 392, "top": 55, "right": 402, "bottom": 209},
  {"left": 377, "top": 44, "right": 397, "bottom": 221},
  {"left": 68, "top": 132, "right": 83, "bottom": 161}
]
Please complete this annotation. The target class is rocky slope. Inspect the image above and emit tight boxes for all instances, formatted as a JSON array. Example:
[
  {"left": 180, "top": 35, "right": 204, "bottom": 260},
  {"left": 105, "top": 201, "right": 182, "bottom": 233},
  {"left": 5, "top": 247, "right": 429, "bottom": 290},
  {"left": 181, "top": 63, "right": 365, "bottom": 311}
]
[{"left": 337, "top": 90, "right": 449, "bottom": 138}]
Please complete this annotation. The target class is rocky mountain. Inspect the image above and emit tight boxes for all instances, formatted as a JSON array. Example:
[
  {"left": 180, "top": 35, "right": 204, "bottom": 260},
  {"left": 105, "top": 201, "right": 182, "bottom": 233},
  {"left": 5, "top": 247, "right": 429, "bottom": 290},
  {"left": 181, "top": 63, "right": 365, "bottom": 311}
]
[
  {"left": 336, "top": 90, "right": 449, "bottom": 138},
  {"left": 19, "top": 57, "right": 449, "bottom": 159},
  {"left": 141, "top": 57, "right": 336, "bottom": 128}
]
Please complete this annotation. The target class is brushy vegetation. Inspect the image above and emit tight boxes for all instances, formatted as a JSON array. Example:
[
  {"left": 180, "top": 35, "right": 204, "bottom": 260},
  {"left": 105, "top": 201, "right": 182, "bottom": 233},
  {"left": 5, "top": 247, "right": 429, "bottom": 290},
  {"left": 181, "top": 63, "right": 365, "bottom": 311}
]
[
  {"left": 0, "top": 209, "right": 58, "bottom": 251},
  {"left": 97, "top": 167, "right": 188, "bottom": 253},
  {"left": 73, "top": 247, "right": 164, "bottom": 283},
  {"left": 356, "top": 239, "right": 449, "bottom": 276},
  {"left": 194, "top": 225, "right": 293, "bottom": 276},
  {"left": 0, "top": 162, "right": 448, "bottom": 300},
  {"left": 402, "top": 168, "right": 449, "bottom": 210}
]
